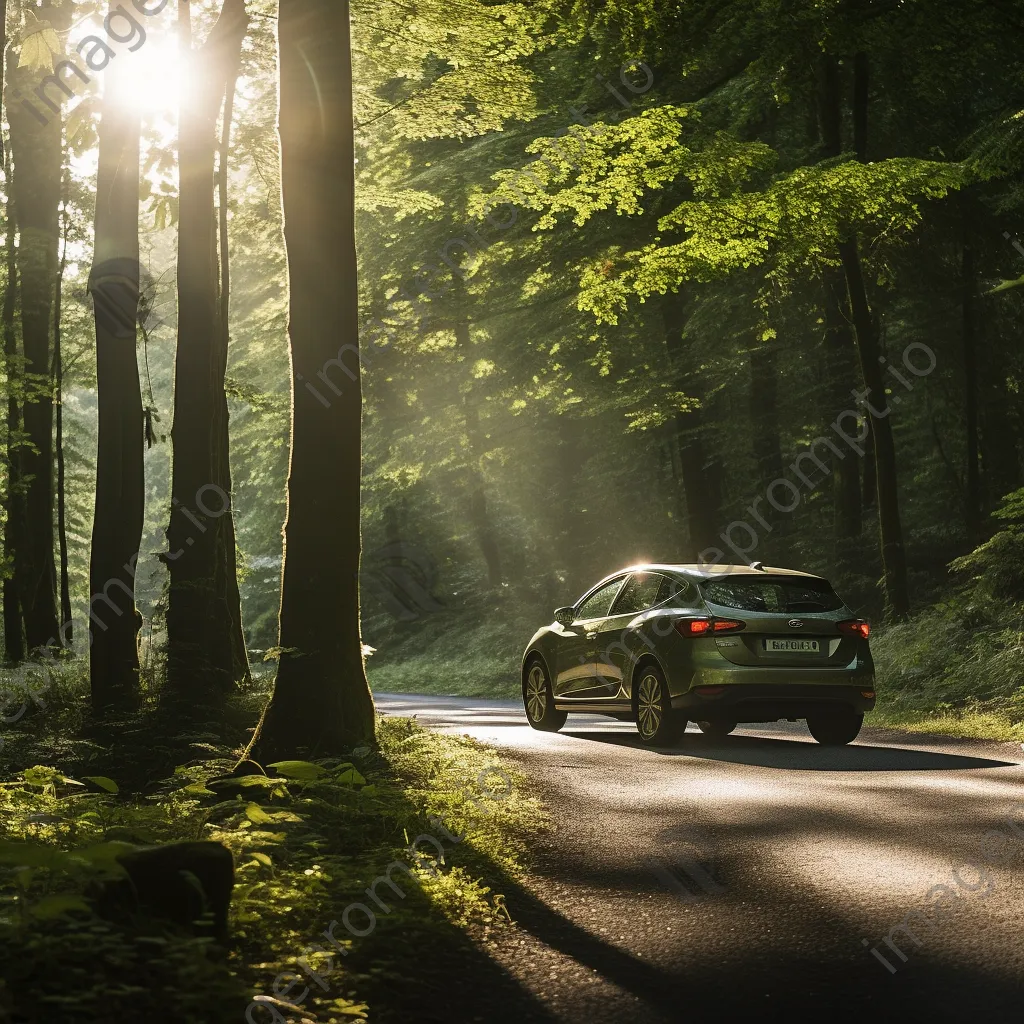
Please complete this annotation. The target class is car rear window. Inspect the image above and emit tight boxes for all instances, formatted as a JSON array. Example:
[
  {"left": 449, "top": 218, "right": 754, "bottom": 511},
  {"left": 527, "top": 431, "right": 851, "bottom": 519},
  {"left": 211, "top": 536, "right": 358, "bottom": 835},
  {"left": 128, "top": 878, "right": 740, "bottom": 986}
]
[{"left": 700, "top": 576, "right": 844, "bottom": 613}]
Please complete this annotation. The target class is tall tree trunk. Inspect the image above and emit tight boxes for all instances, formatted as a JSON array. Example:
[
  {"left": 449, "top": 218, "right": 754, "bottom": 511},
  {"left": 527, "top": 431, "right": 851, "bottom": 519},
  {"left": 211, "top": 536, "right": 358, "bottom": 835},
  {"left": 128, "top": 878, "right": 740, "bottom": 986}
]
[
  {"left": 749, "top": 342, "right": 784, "bottom": 505},
  {"left": 842, "top": 50, "right": 909, "bottom": 618},
  {"left": 88, "top": 29, "right": 144, "bottom": 710},
  {"left": 53, "top": 164, "right": 71, "bottom": 637},
  {"left": 1, "top": 0, "right": 25, "bottom": 663},
  {"left": 661, "top": 290, "right": 721, "bottom": 553},
  {"left": 838, "top": 238, "right": 910, "bottom": 619},
  {"left": 6, "top": 3, "right": 70, "bottom": 652},
  {"left": 817, "top": 54, "right": 862, "bottom": 552},
  {"left": 216, "top": 53, "right": 251, "bottom": 685},
  {"left": 452, "top": 313, "right": 502, "bottom": 587},
  {"left": 248, "top": 0, "right": 375, "bottom": 759},
  {"left": 961, "top": 232, "right": 980, "bottom": 537},
  {"left": 822, "top": 270, "right": 862, "bottom": 542},
  {"left": 164, "top": 0, "right": 248, "bottom": 703},
  {"left": 2, "top": 185, "right": 24, "bottom": 664}
]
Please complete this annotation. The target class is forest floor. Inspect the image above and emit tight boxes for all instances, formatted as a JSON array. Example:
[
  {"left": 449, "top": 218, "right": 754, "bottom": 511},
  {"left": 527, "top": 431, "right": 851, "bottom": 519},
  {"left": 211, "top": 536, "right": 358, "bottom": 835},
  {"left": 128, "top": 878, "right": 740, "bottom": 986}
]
[{"left": 0, "top": 664, "right": 549, "bottom": 1023}]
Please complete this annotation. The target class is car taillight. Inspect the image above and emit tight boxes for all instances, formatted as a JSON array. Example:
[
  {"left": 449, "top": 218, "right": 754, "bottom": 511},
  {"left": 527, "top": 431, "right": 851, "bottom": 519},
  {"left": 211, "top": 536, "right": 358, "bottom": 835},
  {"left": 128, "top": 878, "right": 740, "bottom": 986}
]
[
  {"left": 838, "top": 619, "right": 870, "bottom": 639},
  {"left": 713, "top": 619, "right": 745, "bottom": 633},
  {"left": 675, "top": 618, "right": 711, "bottom": 636},
  {"left": 674, "top": 618, "right": 745, "bottom": 637}
]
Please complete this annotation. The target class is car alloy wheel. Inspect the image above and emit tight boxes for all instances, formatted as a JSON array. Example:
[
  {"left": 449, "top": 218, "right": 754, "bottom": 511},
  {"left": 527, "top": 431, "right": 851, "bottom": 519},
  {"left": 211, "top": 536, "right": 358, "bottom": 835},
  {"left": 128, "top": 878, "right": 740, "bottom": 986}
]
[
  {"left": 634, "top": 665, "right": 683, "bottom": 746},
  {"left": 523, "top": 658, "right": 567, "bottom": 733}
]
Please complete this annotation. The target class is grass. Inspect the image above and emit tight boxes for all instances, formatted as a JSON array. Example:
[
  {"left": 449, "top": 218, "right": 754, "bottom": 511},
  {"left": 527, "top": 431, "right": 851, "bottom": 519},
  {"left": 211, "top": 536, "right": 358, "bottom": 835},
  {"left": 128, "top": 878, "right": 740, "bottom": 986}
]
[
  {"left": 0, "top": 659, "right": 544, "bottom": 1023},
  {"left": 364, "top": 598, "right": 524, "bottom": 699}
]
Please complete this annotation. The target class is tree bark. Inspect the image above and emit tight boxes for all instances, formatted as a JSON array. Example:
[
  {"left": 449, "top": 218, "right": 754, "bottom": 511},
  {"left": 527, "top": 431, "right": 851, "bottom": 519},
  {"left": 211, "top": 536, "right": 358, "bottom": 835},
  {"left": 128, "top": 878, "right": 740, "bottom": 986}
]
[
  {"left": 216, "top": 52, "right": 251, "bottom": 685},
  {"left": 6, "top": 3, "right": 70, "bottom": 652},
  {"left": 165, "top": 0, "right": 248, "bottom": 703},
  {"left": 453, "top": 314, "right": 502, "bottom": 587},
  {"left": 88, "top": 28, "right": 144, "bottom": 709},
  {"left": 749, "top": 342, "right": 784, "bottom": 500},
  {"left": 248, "top": 0, "right": 376, "bottom": 759},
  {"left": 838, "top": 238, "right": 910, "bottom": 619},
  {"left": 661, "top": 290, "right": 721, "bottom": 553},
  {"left": 2, "top": 185, "right": 24, "bottom": 664},
  {"left": 961, "top": 235, "right": 981, "bottom": 536},
  {"left": 54, "top": 164, "right": 71, "bottom": 638},
  {"left": 817, "top": 54, "right": 862, "bottom": 549}
]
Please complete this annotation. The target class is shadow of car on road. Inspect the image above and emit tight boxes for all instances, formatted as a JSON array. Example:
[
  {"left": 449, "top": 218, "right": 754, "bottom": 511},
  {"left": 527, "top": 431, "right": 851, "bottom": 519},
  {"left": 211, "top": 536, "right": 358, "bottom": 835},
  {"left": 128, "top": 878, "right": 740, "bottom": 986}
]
[{"left": 561, "top": 730, "right": 1017, "bottom": 772}]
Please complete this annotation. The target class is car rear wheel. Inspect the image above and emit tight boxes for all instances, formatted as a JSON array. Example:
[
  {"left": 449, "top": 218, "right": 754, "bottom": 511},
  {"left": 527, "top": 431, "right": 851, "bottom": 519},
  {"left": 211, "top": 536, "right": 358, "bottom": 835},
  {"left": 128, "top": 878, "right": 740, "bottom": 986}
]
[
  {"left": 697, "top": 719, "right": 737, "bottom": 739},
  {"left": 523, "top": 658, "right": 567, "bottom": 732},
  {"left": 635, "top": 665, "right": 685, "bottom": 746},
  {"left": 806, "top": 712, "right": 863, "bottom": 746}
]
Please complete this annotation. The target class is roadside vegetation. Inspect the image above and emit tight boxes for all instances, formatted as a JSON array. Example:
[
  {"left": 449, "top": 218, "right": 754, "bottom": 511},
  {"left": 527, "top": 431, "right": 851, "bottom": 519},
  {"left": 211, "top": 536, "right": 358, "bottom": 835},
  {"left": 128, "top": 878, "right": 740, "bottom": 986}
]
[{"left": 0, "top": 689, "right": 541, "bottom": 1023}]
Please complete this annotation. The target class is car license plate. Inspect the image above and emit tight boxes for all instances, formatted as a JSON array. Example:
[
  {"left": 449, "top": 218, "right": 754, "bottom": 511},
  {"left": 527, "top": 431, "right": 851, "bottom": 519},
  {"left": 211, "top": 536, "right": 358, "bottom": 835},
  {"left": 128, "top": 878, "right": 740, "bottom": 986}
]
[{"left": 764, "top": 638, "right": 820, "bottom": 653}]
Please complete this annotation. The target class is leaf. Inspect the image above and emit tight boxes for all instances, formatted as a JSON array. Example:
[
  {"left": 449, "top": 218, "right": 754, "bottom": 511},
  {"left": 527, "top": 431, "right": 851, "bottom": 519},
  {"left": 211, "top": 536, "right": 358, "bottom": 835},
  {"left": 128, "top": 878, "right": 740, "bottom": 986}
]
[
  {"left": 245, "top": 803, "right": 274, "bottom": 825},
  {"left": 336, "top": 768, "right": 367, "bottom": 787},
  {"left": 0, "top": 842, "right": 75, "bottom": 870},
  {"left": 251, "top": 852, "right": 273, "bottom": 868},
  {"left": 268, "top": 760, "right": 327, "bottom": 781},
  {"left": 237, "top": 775, "right": 276, "bottom": 788},
  {"left": 23, "top": 766, "right": 61, "bottom": 788},
  {"left": 82, "top": 777, "right": 119, "bottom": 794},
  {"left": 18, "top": 13, "right": 60, "bottom": 73},
  {"left": 28, "top": 894, "right": 90, "bottom": 920}
]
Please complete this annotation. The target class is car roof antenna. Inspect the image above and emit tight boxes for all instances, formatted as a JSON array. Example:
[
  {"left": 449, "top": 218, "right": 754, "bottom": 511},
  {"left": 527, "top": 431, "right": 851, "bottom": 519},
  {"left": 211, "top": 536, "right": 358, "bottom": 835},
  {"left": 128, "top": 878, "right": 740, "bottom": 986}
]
[{"left": 749, "top": 561, "right": 765, "bottom": 571}]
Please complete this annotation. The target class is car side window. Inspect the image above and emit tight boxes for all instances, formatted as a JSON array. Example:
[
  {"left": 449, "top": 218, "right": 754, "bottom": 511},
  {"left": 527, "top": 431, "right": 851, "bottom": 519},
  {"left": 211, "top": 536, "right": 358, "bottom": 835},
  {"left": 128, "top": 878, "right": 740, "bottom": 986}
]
[
  {"left": 610, "top": 572, "right": 664, "bottom": 615},
  {"left": 576, "top": 578, "right": 626, "bottom": 621},
  {"left": 656, "top": 576, "right": 694, "bottom": 606}
]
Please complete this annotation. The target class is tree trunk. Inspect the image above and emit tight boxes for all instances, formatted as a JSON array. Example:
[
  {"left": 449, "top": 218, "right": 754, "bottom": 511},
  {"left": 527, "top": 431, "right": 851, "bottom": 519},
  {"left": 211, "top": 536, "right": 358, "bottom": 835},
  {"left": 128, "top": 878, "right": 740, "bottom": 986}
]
[
  {"left": 88, "top": 28, "right": 144, "bottom": 710},
  {"left": 838, "top": 238, "right": 910, "bottom": 619},
  {"left": 749, "top": 342, "right": 784, "bottom": 500},
  {"left": 661, "top": 290, "right": 721, "bottom": 553},
  {"left": 54, "top": 165, "right": 71, "bottom": 638},
  {"left": 248, "top": 0, "right": 375, "bottom": 759},
  {"left": 822, "top": 270, "right": 862, "bottom": 542},
  {"left": 2, "top": 186, "right": 24, "bottom": 664},
  {"left": 453, "top": 315, "right": 502, "bottom": 587},
  {"left": 6, "top": 3, "right": 70, "bottom": 652},
  {"left": 961, "top": 235, "right": 980, "bottom": 537},
  {"left": 817, "top": 54, "right": 862, "bottom": 549},
  {"left": 164, "top": 0, "right": 248, "bottom": 703},
  {"left": 217, "top": 61, "right": 251, "bottom": 685}
]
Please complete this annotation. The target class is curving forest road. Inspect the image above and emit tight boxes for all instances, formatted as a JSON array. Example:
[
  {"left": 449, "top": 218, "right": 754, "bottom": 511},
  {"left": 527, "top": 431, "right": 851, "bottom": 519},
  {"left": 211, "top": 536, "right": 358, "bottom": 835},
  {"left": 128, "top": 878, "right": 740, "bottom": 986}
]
[{"left": 376, "top": 693, "right": 1024, "bottom": 1023}]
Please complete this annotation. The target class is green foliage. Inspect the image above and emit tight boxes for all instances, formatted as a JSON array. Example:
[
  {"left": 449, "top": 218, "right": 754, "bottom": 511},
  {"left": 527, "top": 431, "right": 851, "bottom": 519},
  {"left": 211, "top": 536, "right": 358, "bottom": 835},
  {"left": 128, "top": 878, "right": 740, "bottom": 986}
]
[{"left": 0, "top": 713, "right": 541, "bottom": 1022}]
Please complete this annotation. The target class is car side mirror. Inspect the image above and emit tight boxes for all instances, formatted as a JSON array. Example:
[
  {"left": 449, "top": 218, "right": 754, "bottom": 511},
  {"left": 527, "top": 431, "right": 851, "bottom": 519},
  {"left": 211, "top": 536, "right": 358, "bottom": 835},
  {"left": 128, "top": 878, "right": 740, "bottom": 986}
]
[{"left": 554, "top": 606, "right": 575, "bottom": 627}]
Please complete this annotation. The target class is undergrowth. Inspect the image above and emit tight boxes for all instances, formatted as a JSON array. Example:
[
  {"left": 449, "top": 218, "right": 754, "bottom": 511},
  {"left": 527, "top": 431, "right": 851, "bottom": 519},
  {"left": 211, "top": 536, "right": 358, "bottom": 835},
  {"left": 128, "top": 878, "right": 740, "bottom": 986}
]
[{"left": 0, "top": 683, "right": 543, "bottom": 1024}]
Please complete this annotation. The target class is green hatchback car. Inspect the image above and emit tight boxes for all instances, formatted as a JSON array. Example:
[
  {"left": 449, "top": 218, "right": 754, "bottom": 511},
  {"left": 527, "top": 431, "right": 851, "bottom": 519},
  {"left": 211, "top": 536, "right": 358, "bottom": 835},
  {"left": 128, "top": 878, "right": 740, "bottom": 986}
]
[{"left": 521, "top": 563, "right": 875, "bottom": 746}]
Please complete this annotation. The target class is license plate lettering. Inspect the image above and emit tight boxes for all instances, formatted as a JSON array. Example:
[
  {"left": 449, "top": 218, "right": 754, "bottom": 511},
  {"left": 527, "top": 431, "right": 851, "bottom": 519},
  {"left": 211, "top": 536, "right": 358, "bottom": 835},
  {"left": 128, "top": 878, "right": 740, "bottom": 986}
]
[{"left": 764, "top": 638, "right": 820, "bottom": 653}]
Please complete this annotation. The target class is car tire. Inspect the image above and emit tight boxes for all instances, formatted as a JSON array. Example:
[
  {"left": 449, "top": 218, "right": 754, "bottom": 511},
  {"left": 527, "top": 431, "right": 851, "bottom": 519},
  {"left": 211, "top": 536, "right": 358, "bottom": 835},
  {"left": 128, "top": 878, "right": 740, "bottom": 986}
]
[
  {"left": 523, "top": 657, "right": 567, "bottom": 732},
  {"left": 806, "top": 712, "right": 863, "bottom": 746},
  {"left": 697, "top": 720, "right": 737, "bottom": 739},
  {"left": 634, "top": 664, "right": 685, "bottom": 746}
]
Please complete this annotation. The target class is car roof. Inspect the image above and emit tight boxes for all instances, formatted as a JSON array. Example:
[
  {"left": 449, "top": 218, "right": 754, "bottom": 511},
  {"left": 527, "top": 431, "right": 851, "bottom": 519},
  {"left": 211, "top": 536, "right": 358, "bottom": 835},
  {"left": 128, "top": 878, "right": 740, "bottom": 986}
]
[{"left": 616, "top": 563, "right": 825, "bottom": 582}]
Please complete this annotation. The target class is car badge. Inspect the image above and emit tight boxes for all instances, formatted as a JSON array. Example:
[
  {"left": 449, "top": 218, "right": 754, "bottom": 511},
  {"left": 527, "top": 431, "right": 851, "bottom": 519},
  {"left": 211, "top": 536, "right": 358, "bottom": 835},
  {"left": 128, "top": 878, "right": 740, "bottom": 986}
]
[{"left": 788, "top": 619, "right": 804, "bottom": 628}]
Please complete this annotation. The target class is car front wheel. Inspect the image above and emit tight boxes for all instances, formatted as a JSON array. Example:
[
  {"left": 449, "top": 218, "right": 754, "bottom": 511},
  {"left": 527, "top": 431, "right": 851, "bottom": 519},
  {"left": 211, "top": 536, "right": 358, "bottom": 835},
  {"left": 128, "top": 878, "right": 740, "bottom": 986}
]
[
  {"left": 635, "top": 665, "right": 685, "bottom": 746},
  {"left": 523, "top": 658, "right": 567, "bottom": 732},
  {"left": 806, "top": 712, "right": 863, "bottom": 746}
]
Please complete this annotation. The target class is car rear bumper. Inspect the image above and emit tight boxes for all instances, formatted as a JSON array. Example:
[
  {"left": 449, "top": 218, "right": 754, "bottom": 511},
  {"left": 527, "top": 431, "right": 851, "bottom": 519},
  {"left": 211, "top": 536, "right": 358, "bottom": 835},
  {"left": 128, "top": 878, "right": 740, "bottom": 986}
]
[{"left": 672, "top": 679, "right": 876, "bottom": 721}]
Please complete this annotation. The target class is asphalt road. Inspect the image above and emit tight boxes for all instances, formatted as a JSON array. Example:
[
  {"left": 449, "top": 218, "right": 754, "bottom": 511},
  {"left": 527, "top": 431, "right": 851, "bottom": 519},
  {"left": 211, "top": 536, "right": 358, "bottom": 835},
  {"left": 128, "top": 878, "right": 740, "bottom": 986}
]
[{"left": 376, "top": 693, "right": 1024, "bottom": 1024}]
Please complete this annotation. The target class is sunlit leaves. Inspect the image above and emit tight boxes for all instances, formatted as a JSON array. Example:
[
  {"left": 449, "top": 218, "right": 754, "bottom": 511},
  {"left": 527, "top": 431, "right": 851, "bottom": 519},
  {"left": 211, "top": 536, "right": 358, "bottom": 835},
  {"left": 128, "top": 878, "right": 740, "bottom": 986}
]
[{"left": 18, "top": 11, "right": 60, "bottom": 72}]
